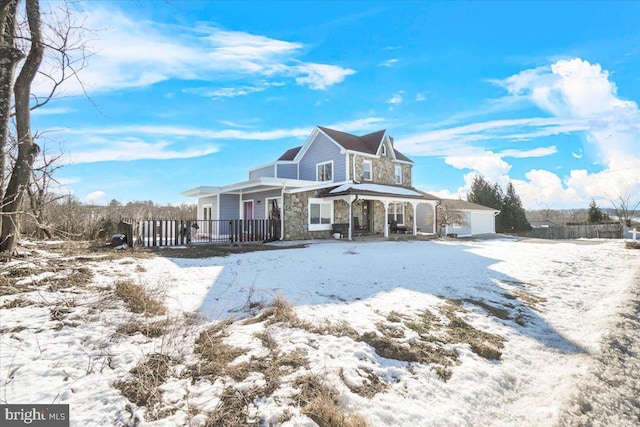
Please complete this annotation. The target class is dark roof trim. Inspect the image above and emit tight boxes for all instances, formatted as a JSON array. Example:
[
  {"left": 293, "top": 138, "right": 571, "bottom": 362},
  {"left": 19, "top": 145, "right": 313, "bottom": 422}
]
[
  {"left": 278, "top": 146, "right": 302, "bottom": 161},
  {"left": 317, "top": 126, "right": 413, "bottom": 163}
]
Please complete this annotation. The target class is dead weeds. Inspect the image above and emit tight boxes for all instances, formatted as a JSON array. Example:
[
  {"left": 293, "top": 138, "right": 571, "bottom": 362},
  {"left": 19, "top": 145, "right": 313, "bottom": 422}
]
[
  {"left": 115, "top": 279, "right": 166, "bottom": 315},
  {"left": 293, "top": 374, "right": 369, "bottom": 427},
  {"left": 115, "top": 353, "right": 174, "bottom": 421},
  {"left": 116, "top": 319, "right": 169, "bottom": 338},
  {"left": 340, "top": 367, "right": 388, "bottom": 398}
]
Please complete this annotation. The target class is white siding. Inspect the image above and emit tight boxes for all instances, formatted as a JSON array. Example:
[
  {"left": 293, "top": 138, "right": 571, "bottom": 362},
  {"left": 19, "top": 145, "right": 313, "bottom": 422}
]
[{"left": 198, "top": 196, "right": 217, "bottom": 220}]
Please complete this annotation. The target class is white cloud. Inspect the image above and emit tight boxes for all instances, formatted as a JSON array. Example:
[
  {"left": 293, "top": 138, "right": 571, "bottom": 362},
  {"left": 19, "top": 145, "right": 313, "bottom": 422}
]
[
  {"left": 64, "top": 139, "right": 219, "bottom": 164},
  {"left": 53, "top": 117, "right": 385, "bottom": 164},
  {"left": 85, "top": 190, "right": 107, "bottom": 203},
  {"left": 415, "top": 93, "right": 426, "bottom": 102},
  {"left": 293, "top": 63, "right": 356, "bottom": 90},
  {"left": 42, "top": 4, "right": 355, "bottom": 96},
  {"left": 387, "top": 91, "right": 405, "bottom": 105},
  {"left": 379, "top": 58, "right": 399, "bottom": 67},
  {"left": 511, "top": 170, "right": 582, "bottom": 209},
  {"left": 498, "top": 146, "right": 557, "bottom": 158},
  {"left": 498, "top": 58, "right": 640, "bottom": 205},
  {"left": 445, "top": 151, "right": 512, "bottom": 185},
  {"left": 401, "top": 58, "right": 640, "bottom": 208}
]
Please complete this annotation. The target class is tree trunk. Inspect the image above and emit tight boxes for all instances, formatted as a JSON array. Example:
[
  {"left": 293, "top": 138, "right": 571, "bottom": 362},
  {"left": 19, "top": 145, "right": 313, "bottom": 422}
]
[
  {"left": 0, "top": 0, "right": 23, "bottom": 235},
  {"left": 1, "top": 0, "right": 43, "bottom": 254}
]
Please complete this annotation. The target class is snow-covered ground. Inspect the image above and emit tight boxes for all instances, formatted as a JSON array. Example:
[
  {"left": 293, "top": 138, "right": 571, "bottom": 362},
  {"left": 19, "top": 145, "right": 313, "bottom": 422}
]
[{"left": 1, "top": 238, "right": 638, "bottom": 426}]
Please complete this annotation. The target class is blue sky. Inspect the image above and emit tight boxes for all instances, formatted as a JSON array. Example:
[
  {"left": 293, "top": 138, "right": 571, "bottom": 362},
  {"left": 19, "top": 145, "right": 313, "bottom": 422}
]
[{"left": 32, "top": 1, "right": 640, "bottom": 209}]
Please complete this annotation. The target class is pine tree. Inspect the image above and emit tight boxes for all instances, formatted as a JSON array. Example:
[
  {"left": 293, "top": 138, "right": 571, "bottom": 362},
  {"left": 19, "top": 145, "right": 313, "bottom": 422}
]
[
  {"left": 502, "top": 183, "right": 530, "bottom": 232},
  {"left": 587, "top": 199, "right": 604, "bottom": 223},
  {"left": 467, "top": 175, "right": 505, "bottom": 232}
]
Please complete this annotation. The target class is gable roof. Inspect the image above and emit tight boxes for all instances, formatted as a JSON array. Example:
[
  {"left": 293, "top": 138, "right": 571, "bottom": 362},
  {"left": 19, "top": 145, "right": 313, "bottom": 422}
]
[
  {"left": 441, "top": 199, "right": 499, "bottom": 212},
  {"left": 327, "top": 183, "right": 437, "bottom": 199},
  {"left": 317, "top": 126, "right": 413, "bottom": 163},
  {"left": 278, "top": 146, "right": 301, "bottom": 161}
]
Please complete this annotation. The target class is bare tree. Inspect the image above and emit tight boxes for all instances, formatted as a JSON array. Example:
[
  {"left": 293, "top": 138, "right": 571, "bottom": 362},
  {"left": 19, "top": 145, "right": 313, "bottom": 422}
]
[
  {"left": 609, "top": 193, "right": 640, "bottom": 227},
  {"left": 25, "top": 137, "right": 65, "bottom": 238},
  {"left": 1, "top": 0, "right": 44, "bottom": 254},
  {"left": 0, "top": 0, "right": 89, "bottom": 253},
  {"left": 436, "top": 202, "right": 469, "bottom": 236}
]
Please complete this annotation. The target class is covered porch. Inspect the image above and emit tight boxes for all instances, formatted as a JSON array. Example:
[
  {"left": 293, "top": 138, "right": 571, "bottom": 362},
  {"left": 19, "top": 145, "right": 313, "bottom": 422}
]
[{"left": 322, "top": 183, "right": 439, "bottom": 240}]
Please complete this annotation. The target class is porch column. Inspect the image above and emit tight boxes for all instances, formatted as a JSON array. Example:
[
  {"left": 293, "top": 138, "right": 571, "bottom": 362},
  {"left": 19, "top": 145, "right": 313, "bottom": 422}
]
[
  {"left": 348, "top": 195, "right": 355, "bottom": 240},
  {"left": 411, "top": 201, "right": 419, "bottom": 235},
  {"left": 432, "top": 202, "right": 437, "bottom": 234},
  {"left": 383, "top": 199, "right": 390, "bottom": 238}
]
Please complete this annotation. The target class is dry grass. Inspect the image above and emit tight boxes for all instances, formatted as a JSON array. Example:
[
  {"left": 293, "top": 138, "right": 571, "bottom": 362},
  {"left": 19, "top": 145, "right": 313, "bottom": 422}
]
[
  {"left": 340, "top": 367, "right": 388, "bottom": 398},
  {"left": 186, "top": 320, "right": 245, "bottom": 380},
  {"left": 244, "top": 294, "right": 298, "bottom": 326},
  {"left": 115, "top": 353, "right": 174, "bottom": 421},
  {"left": 463, "top": 298, "right": 511, "bottom": 321},
  {"left": 0, "top": 296, "right": 35, "bottom": 309},
  {"left": 115, "top": 279, "right": 166, "bottom": 315},
  {"left": 205, "top": 386, "right": 260, "bottom": 427},
  {"left": 294, "top": 374, "right": 369, "bottom": 427},
  {"left": 116, "top": 319, "right": 169, "bottom": 338},
  {"left": 512, "top": 289, "right": 547, "bottom": 311}
]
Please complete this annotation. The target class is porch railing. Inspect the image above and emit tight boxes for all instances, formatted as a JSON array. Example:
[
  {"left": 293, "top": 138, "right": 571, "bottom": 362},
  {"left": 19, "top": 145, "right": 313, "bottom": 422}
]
[{"left": 120, "top": 219, "right": 278, "bottom": 247}]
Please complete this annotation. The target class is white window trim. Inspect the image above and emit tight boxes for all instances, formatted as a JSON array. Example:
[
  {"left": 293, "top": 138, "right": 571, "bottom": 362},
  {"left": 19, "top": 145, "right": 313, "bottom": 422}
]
[
  {"left": 381, "top": 145, "right": 387, "bottom": 156},
  {"left": 202, "top": 204, "right": 212, "bottom": 221},
  {"left": 265, "top": 197, "right": 282, "bottom": 219},
  {"left": 394, "top": 165, "right": 402, "bottom": 185},
  {"left": 316, "top": 160, "right": 334, "bottom": 182},
  {"left": 308, "top": 198, "right": 333, "bottom": 231},
  {"left": 388, "top": 202, "right": 405, "bottom": 225},
  {"left": 363, "top": 160, "right": 372, "bottom": 181}
]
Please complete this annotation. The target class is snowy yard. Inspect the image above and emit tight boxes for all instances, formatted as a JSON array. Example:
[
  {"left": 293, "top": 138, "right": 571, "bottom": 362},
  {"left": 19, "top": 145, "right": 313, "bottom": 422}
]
[{"left": 0, "top": 238, "right": 638, "bottom": 426}]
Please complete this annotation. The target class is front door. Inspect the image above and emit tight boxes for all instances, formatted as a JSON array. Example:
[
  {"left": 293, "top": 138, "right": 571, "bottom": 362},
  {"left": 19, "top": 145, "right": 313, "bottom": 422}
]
[
  {"left": 354, "top": 200, "right": 372, "bottom": 232},
  {"left": 243, "top": 201, "right": 254, "bottom": 220}
]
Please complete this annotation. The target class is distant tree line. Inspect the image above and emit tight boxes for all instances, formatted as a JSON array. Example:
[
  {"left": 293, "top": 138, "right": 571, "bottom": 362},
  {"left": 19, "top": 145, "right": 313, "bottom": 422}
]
[
  {"left": 467, "top": 175, "right": 530, "bottom": 234},
  {"left": 20, "top": 196, "right": 195, "bottom": 241}
]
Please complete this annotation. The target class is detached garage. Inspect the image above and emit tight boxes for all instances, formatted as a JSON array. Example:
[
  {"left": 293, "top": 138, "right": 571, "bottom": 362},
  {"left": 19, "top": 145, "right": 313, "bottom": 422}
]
[{"left": 439, "top": 199, "right": 500, "bottom": 237}]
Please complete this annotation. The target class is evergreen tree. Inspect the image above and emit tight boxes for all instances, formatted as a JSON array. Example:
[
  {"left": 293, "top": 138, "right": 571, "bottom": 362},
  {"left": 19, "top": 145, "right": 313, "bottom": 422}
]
[
  {"left": 587, "top": 199, "right": 604, "bottom": 223},
  {"left": 502, "top": 183, "right": 530, "bottom": 232},
  {"left": 467, "top": 175, "right": 505, "bottom": 232}
]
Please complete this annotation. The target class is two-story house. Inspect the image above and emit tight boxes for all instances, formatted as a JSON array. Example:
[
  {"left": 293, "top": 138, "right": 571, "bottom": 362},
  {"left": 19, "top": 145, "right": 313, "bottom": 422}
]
[{"left": 181, "top": 126, "right": 443, "bottom": 240}]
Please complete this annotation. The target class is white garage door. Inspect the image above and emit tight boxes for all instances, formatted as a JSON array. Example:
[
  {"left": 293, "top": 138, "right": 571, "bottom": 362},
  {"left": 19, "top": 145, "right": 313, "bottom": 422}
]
[{"left": 470, "top": 212, "right": 495, "bottom": 235}]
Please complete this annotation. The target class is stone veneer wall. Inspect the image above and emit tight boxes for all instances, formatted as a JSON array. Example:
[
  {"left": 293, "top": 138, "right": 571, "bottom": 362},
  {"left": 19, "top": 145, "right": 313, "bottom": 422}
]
[
  {"left": 283, "top": 190, "right": 350, "bottom": 240},
  {"left": 283, "top": 190, "right": 418, "bottom": 240},
  {"left": 371, "top": 201, "right": 415, "bottom": 233},
  {"left": 350, "top": 153, "right": 412, "bottom": 187}
]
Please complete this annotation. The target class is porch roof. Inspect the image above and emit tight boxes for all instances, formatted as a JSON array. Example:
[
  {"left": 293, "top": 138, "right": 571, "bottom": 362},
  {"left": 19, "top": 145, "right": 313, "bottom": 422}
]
[
  {"left": 325, "top": 183, "right": 440, "bottom": 200},
  {"left": 181, "top": 177, "right": 316, "bottom": 197}
]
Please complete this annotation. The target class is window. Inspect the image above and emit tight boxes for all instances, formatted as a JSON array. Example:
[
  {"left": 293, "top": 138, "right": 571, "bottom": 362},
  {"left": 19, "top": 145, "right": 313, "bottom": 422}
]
[
  {"left": 316, "top": 161, "right": 333, "bottom": 182},
  {"left": 363, "top": 160, "right": 372, "bottom": 181},
  {"left": 308, "top": 198, "right": 333, "bottom": 231},
  {"left": 387, "top": 202, "right": 405, "bottom": 225},
  {"left": 394, "top": 165, "right": 402, "bottom": 185},
  {"left": 381, "top": 145, "right": 387, "bottom": 156}
]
